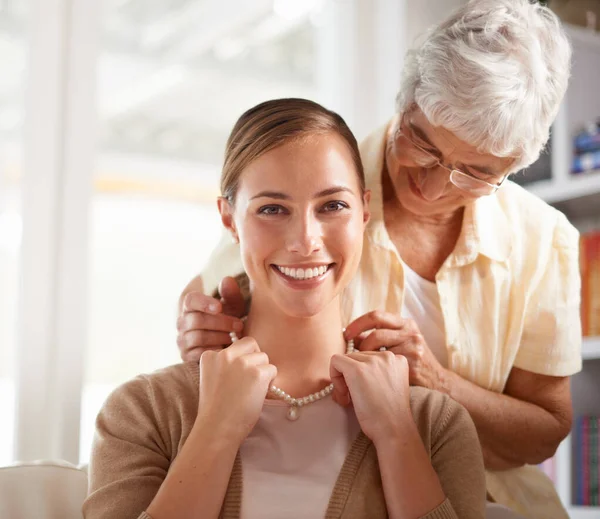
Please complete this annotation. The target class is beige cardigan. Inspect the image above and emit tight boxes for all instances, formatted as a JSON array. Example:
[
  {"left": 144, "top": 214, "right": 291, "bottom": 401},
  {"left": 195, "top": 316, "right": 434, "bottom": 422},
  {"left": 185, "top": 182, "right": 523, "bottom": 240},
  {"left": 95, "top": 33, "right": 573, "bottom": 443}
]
[{"left": 83, "top": 362, "right": 486, "bottom": 519}]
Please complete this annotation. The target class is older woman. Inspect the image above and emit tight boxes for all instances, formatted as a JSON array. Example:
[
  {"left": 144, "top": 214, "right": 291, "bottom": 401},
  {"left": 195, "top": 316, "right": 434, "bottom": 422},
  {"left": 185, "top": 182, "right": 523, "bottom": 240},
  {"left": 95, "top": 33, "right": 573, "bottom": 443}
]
[{"left": 176, "top": 1, "right": 580, "bottom": 518}]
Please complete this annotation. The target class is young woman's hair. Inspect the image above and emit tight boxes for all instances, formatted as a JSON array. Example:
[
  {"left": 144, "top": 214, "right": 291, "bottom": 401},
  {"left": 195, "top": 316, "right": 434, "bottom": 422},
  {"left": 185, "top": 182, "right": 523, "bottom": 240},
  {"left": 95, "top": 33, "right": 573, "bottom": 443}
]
[{"left": 220, "top": 98, "right": 365, "bottom": 203}]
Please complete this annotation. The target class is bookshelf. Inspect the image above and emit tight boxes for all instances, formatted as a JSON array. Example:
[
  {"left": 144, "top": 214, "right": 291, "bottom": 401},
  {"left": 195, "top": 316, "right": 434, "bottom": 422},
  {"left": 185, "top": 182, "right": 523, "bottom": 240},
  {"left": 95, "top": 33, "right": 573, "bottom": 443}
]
[
  {"left": 582, "top": 337, "right": 600, "bottom": 361},
  {"left": 521, "top": 23, "right": 600, "bottom": 516}
]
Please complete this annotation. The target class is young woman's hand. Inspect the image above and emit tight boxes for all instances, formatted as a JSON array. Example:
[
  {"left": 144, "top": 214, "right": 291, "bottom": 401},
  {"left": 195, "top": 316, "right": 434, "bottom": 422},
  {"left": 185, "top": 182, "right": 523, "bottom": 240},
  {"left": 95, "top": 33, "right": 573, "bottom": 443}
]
[
  {"left": 330, "top": 350, "right": 412, "bottom": 445},
  {"left": 344, "top": 311, "right": 448, "bottom": 391},
  {"left": 177, "top": 277, "right": 246, "bottom": 362},
  {"left": 196, "top": 337, "right": 277, "bottom": 446}
]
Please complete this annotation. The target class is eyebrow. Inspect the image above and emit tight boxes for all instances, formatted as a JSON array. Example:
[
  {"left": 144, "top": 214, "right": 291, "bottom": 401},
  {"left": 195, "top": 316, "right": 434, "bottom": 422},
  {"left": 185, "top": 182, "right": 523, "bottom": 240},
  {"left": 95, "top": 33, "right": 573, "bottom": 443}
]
[{"left": 250, "top": 186, "right": 355, "bottom": 201}]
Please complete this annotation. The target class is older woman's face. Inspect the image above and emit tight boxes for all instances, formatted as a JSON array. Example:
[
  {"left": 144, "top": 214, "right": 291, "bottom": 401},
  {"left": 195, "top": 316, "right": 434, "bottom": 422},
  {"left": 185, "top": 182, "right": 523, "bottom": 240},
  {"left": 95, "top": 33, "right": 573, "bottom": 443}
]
[{"left": 386, "top": 108, "right": 514, "bottom": 216}]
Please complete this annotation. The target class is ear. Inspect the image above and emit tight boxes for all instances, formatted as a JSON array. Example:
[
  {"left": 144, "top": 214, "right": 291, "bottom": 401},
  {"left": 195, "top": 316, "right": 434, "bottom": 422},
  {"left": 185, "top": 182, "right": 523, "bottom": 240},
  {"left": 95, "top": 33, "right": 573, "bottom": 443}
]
[
  {"left": 217, "top": 197, "right": 238, "bottom": 243},
  {"left": 362, "top": 190, "right": 371, "bottom": 226}
]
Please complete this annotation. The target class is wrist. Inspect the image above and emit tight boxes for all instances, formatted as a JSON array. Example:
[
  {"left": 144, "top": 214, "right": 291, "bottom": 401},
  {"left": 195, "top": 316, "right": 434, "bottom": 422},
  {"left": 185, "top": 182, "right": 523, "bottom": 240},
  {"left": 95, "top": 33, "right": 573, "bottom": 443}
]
[
  {"left": 372, "top": 410, "right": 419, "bottom": 450},
  {"left": 436, "top": 366, "right": 454, "bottom": 396},
  {"left": 190, "top": 417, "right": 243, "bottom": 454}
]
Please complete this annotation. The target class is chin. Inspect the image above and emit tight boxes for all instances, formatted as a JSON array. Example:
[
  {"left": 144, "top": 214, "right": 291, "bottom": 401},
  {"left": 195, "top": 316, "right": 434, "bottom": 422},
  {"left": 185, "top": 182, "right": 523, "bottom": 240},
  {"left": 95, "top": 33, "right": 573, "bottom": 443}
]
[
  {"left": 398, "top": 191, "right": 465, "bottom": 216},
  {"left": 276, "top": 296, "right": 329, "bottom": 319}
]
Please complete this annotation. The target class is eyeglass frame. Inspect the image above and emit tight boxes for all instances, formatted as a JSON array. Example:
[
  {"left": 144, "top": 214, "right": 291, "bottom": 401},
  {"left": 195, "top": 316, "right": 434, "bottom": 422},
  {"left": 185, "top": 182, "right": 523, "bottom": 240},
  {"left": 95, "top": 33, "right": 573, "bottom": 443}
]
[{"left": 396, "top": 112, "right": 509, "bottom": 196}]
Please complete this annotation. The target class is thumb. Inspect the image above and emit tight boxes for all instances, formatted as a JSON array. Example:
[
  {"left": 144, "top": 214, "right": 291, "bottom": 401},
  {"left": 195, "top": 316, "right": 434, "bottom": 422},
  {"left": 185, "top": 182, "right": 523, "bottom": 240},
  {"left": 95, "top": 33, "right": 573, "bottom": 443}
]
[
  {"left": 219, "top": 276, "right": 247, "bottom": 318},
  {"left": 330, "top": 355, "right": 351, "bottom": 407}
]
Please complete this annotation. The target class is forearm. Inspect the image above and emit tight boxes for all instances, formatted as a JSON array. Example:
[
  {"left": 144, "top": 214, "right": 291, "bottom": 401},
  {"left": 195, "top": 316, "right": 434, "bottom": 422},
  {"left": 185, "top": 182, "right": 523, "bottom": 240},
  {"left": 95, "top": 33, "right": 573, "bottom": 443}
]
[
  {"left": 146, "top": 424, "right": 238, "bottom": 519},
  {"left": 375, "top": 419, "right": 446, "bottom": 519},
  {"left": 441, "top": 370, "right": 565, "bottom": 469}
]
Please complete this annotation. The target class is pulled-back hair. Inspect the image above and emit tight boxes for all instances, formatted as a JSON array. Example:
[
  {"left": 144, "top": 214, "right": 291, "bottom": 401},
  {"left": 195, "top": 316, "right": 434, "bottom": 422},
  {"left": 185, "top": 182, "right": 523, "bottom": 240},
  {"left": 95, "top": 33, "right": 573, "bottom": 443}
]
[{"left": 221, "top": 98, "right": 365, "bottom": 203}]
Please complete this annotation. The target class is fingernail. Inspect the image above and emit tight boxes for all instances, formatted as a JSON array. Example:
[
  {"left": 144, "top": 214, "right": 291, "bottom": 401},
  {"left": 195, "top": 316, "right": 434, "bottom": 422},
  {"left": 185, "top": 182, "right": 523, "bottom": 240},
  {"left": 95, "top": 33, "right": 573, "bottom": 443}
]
[{"left": 208, "top": 303, "right": 219, "bottom": 313}]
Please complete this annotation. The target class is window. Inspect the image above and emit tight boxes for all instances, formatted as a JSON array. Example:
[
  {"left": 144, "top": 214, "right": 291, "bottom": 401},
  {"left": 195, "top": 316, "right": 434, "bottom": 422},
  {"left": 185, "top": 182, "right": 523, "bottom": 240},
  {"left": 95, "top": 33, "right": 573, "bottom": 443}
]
[
  {"left": 80, "top": 0, "right": 318, "bottom": 462},
  {"left": 0, "top": 1, "right": 29, "bottom": 466}
]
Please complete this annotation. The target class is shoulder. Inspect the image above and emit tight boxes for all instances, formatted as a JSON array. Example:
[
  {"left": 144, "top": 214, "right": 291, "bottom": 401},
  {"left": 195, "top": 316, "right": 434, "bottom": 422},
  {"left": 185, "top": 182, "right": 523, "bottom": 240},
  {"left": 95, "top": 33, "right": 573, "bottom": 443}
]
[
  {"left": 201, "top": 228, "right": 245, "bottom": 296},
  {"left": 99, "top": 362, "right": 198, "bottom": 430},
  {"left": 498, "top": 181, "right": 579, "bottom": 251}
]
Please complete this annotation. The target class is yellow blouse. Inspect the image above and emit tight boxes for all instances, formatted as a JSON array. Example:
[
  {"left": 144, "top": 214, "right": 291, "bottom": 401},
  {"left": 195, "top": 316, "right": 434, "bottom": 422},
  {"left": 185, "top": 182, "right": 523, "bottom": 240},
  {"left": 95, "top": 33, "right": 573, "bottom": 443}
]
[{"left": 201, "top": 122, "right": 582, "bottom": 519}]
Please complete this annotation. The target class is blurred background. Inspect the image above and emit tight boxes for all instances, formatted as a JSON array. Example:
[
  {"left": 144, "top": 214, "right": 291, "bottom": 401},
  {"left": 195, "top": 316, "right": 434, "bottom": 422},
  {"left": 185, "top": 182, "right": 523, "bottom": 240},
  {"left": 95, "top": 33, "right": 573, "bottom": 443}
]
[
  {"left": 0, "top": 0, "right": 599, "bottom": 494},
  {"left": 0, "top": 0, "right": 464, "bottom": 467}
]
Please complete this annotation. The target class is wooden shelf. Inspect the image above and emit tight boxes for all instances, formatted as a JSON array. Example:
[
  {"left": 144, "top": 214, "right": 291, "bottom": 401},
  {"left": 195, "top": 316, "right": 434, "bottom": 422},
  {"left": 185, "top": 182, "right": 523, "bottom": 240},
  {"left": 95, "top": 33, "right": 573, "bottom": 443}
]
[{"left": 582, "top": 337, "right": 600, "bottom": 360}]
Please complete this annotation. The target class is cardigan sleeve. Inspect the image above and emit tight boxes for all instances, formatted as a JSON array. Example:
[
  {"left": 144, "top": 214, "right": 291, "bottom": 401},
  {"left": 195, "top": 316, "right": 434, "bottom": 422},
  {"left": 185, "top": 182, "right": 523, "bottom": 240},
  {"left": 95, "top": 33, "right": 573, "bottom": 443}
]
[
  {"left": 425, "top": 393, "right": 487, "bottom": 519},
  {"left": 82, "top": 375, "right": 171, "bottom": 519}
]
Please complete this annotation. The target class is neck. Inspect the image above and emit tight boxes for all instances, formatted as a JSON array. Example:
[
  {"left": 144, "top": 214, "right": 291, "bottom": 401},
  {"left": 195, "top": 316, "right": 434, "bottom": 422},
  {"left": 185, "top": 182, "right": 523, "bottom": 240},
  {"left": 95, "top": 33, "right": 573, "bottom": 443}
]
[{"left": 243, "top": 293, "right": 346, "bottom": 397}]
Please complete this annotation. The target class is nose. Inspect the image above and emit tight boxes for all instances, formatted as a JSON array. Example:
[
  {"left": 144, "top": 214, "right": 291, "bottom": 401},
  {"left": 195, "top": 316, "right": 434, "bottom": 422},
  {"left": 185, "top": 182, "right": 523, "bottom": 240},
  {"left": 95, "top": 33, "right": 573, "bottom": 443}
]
[
  {"left": 417, "top": 166, "right": 451, "bottom": 201},
  {"left": 287, "top": 211, "right": 322, "bottom": 256}
]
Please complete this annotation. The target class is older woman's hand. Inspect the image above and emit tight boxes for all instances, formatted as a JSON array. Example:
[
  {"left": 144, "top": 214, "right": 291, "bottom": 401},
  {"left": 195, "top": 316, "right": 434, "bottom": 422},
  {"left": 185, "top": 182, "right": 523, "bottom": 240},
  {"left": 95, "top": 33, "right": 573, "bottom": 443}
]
[
  {"left": 177, "top": 277, "right": 246, "bottom": 362},
  {"left": 344, "top": 311, "right": 448, "bottom": 391}
]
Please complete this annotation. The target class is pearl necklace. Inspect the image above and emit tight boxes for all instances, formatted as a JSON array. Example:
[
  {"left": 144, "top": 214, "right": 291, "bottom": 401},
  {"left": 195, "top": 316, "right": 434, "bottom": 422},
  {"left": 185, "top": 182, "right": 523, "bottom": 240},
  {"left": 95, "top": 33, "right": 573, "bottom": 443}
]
[{"left": 229, "top": 329, "right": 356, "bottom": 421}]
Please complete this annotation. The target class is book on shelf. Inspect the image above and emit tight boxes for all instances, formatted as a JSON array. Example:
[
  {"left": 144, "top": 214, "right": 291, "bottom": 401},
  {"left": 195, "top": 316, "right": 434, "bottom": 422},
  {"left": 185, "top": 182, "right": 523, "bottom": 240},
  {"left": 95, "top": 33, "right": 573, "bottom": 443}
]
[
  {"left": 575, "top": 415, "right": 600, "bottom": 506},
  {"left": 572, "top": 150, "right": 600, "bottom": 174},
  {"left": 574, "top": 131, "right": 600, "bottom": 155},
  {"left": 581, "top": 231, "right": 600, "bottom": 337},
  {"left": 572, "top": 120, "right": 600, "bottom": 174}
]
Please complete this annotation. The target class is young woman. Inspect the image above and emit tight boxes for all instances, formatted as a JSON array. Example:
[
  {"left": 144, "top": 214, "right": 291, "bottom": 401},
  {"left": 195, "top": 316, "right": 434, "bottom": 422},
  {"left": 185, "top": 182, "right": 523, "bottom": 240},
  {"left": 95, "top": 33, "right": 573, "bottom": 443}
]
[{"left": 84, "top": 98, "right": 486, "bottom": 519}]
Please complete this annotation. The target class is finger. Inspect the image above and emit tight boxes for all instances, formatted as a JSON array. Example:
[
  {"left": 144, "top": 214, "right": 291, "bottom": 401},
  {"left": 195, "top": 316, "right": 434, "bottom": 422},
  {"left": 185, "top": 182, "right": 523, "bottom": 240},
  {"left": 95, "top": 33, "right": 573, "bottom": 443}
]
[
  {"left": 183, "top": 292, "right": 222, "bottom": 315},
  {"left": 330, "top": 354, "right": 353, "bottom": 406},
  {"left": 181, "top": 330, "right": 233, "bottom": 350},
  {"left": 182, "top": 346, "right": 222, "bottom": 363},
  {"left": 183, "top": 311, "right": 243, "bottom": 334},
  {"left": 351, "top": 331, "right": 371, "bottom": 350},
  {"left": 344, "top": 310, "right": 406, "bottom": 340},
  {"left": 224, "top": 337, "right": 261, "bottom": 357},
  {"left": 219, "top": 276, "right": 247, "bottom": 318},
  {"left": 241, "top": 351, "right": 270, "bottom": 367},
  {"left": 358, "top": 329, "right": 406, "bottom": 352},
  {"left": 258, "top": 363, "right": 278, "bottom": 387}
]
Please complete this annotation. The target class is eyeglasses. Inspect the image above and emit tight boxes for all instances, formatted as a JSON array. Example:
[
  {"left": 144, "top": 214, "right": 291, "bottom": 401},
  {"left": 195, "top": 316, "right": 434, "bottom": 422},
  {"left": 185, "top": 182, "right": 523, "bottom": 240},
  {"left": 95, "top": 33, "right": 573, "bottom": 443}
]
[{"left": 397, "top": 114, "right": 508, "bottom": 197}]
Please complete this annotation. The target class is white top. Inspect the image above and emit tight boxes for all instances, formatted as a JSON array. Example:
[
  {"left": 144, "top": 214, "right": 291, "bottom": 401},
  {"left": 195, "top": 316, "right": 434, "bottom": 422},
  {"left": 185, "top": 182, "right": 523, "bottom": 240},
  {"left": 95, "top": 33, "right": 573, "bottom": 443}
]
[
  {"left": 400, "top": 261, "right": 448, "bottom": 368},
  {"left": 239, "top": 395, "right": 361, "bottom": 519}
]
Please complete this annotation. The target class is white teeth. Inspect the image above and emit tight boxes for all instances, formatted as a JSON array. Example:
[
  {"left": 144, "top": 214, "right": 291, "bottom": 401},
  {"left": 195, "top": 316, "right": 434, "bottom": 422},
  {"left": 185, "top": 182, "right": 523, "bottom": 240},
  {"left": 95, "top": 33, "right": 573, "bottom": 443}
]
[{"left": 276, "top": 265, "right": 330, "bottom": 280}]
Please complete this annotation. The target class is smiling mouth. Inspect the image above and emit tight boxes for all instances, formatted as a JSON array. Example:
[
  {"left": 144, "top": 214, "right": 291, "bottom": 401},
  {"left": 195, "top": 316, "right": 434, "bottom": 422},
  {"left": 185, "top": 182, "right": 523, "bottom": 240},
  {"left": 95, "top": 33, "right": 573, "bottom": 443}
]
[{"left": 273, "top": 264, "right": 333, "bottom": 281}]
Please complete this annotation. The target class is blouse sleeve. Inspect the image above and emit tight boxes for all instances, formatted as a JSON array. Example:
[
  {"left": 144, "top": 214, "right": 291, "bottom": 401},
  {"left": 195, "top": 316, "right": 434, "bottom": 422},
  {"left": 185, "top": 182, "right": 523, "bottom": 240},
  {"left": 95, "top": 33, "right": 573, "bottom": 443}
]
[
  {"left": 83, "top": 376, "right": 170, "bottom": 519},
  {"left": 201, "top": 228, "right": 245, "bottom": 297},
  {"left": 513, "top": 214, "right": 582, "bottom": 377}
]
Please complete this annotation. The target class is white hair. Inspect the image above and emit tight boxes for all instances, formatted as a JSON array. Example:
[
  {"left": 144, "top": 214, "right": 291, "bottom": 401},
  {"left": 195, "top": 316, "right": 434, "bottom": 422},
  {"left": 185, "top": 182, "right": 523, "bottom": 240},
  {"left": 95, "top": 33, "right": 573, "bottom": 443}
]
[{"left": 397, "top": 0, "right": 571, "bottom": 172}]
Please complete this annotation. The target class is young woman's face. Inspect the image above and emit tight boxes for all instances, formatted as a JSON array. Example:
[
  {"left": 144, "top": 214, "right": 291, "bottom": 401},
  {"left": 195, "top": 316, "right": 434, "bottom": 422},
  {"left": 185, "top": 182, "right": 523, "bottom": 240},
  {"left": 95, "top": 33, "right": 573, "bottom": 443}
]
[{"left": 220, "top": 133, "right": 370, "bottom": 318}]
